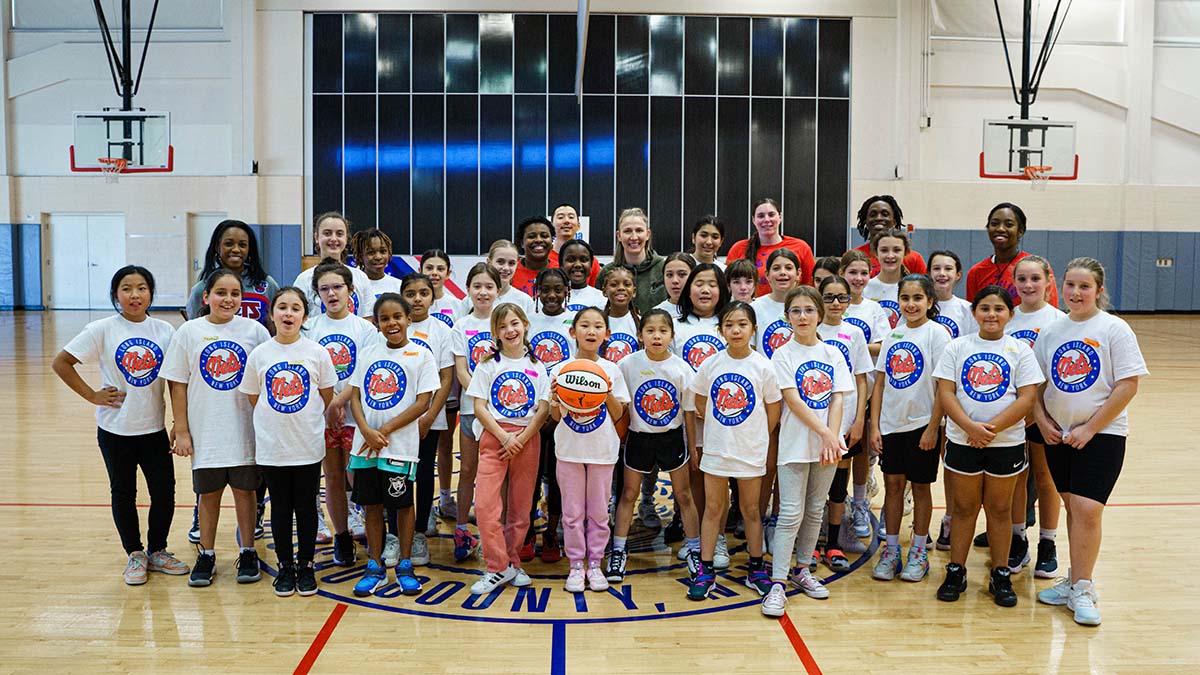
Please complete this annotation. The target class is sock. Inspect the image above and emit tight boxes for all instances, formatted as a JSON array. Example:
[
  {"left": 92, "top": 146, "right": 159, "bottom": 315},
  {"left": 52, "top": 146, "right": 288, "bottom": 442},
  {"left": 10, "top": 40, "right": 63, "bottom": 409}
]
[
  {"left": 202, "top": 549, "right": 215, "bottom": 556},
  {"left": 613, "top": 536, "right": 627, "bottom": 552},
  {"left": 827, "top": 523, "right": 842, "bottom": 549},
  {"left": 241, "top": 546, "right": 254, "bottom": 553},
  {"left": 700, "top": 559, "right": 714, "bottom": 572},
  {"left": 456, "top": 524, "right": 468, "bottom": 533},
  {"left": 853, "top": 484, "right": 867, "bottom": 502},
  {"left": 1039, "top": 528, "right": 1057, "bottom": 542},
  {"left": 886, "top": 534, "right": 899, "bottom": 549},
  {"left": 1012, "top": 523, "right": 1027, "bottom": 539},
  {"left": 749, "top": 556, "right": 764, "bottom": 570},
  {"left": 440, "top": 488, "right": 451, "bottom": 500},
  {"left": 911, "top": 537, "right": 926, "bottom": 552},
  {"left": 685, "top": 537, "right": 701, "bottom": 552}
]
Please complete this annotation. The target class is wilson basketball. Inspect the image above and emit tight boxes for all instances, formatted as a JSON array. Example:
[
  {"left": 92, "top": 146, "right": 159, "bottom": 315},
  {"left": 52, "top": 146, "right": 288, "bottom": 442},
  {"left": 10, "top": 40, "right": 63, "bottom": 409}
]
[{"left": 555, "top": 359, "right": 611, "bottom": 414}]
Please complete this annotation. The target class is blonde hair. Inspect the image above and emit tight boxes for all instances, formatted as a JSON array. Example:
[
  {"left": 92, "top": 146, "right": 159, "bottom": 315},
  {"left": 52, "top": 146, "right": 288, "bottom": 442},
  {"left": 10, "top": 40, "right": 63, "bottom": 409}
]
[
  {"left": 1014, "top": 254, "right": 1053, "bottom": 303},
  {"left": 487, "top": 239, "right": 519, "bottom": 261},
  {"left": 484, "top": 302, "right": 537, "bottom": 364},
  {"left": 613, "top": 208, "right": 654, "bottom": 265},
  {"left": 1064, "top": 256, "right": 1111, "bottom": 311}
]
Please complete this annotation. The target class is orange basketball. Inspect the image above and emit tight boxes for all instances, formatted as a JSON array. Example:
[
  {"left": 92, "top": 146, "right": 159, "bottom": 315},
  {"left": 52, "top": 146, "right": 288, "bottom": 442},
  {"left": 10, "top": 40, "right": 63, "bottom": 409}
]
[{"left": 555, "top": 359, "right": 611, "bottom": 414}]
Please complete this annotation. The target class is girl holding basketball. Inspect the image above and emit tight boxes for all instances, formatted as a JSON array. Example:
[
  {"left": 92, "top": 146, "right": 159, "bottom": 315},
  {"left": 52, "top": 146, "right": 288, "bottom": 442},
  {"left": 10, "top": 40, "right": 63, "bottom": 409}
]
[
  {"left": 548, "top": 307, "right": 630, "bottom": 593},
  {"left": 352, "top": 229, "right": 402, "bottom": 299},
  {"left": 419, "top": 249, "right": 461, "bottom": 521},
  {"left": 293, "top": 212, "right": 374, "bottom": 319},
  {"left": 559, "top": 239, "right": 606, "bottom": 311},
  {"left": 459, "top": 240, "right": 535, "bottom": 317},
  {"left": 863, "top": 228, "right": 912, "bottom": 330},
  {"left": 599, "top": 264, "right": 640, "bottom": 363},
  {"left": 655, "top": 252, "right": 697, "bottom": 319}
]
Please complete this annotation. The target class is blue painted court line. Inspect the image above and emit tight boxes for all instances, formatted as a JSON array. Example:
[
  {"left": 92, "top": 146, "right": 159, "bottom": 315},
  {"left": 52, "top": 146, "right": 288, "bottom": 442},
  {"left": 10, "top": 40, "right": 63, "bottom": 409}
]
[{"left": 551, "top": 621, "right": 566, "bottom": 675}]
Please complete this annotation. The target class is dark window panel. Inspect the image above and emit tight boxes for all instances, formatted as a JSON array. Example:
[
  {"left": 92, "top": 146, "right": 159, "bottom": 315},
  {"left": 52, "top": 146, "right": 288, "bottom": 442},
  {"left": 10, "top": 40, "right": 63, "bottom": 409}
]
[
  {"left": 583, "top": 15, "right": 615, "bottom": 94},
  {"left": 445, "top": 95, "right": 479, "bottom": 254},
  {"left": 750, "top": 98, "right": 783, "bottom": 218},
  {"left": 683, "top": 96, "right": 716, "bottom": 247},
  {"left": 515, "top": 14, "right": 547, "bottom": 93},
  {"left": 615, "top": 95, "right": 649, "bottom": 216},
  {"left": 479, "top": 14, "right": 514, "bottom": 94},
  {"left": 513, "top": 95, "right": 547, "bottom": 230},
  {"left": 649, "top": 97, "right": 683, "bottom": 254},
  {"left": 412, "top": 15, "right": 444, "bottom": 93},
  {"left": 784, "top": 18, "right": 817, "bottom": 98},
  {"left": 343, "top": 95, "right": 377, "bottom": 230},
  {"left": 684, "top": 17, "right": 716, "bottom": 95},
  {"left": 313, "top": 14, "right": 343, "bottom": 93},
  {"left": 479, "top": 95, "right": 514, "bottom": 251},
  {"left": 818, "top": 19, "right": 850, "bottom": 98},
  {"left": 751, "top": 17, "right": 783, "bottom": 97},
  {"left": 343, "top": 14, "right": 377, "bottom": 93},
  {"left": 783, "top": 99, "right": 816, "bottom": 256},
  {"left": 716, "top": 97, "right": 750, "bottom": 245},
  {"left": 581, "top": 96, "right": 615, "bottom": 255},
  {"left": 377, "top": 95, "right": 411, "bottom": 255},
  {"left": 547, "top": 95, "right": 581, "bottom": 216},
  {"left": 816, "top": 99, "right": 849, "bottom": 256},
  {"left": 377, "top": 14, "right": 410, "bottom": 93},
  {"left": 547, "top": 14, "right": 577, "bottom": 93},
  {"left": 410, "top": 95, "right": 444, "bottom": 252},
  {"left": 312, "top": 95, "right": 343, "bottom": 216},
  {"left": 718, "top": 17, "right": 749, "bottom": 96},
  {"left": 616, "top": 15, "right": 648, "bottom": 95},
  {"left": 446, "top": 14, "right": 479, "bottom": 93},
  {"left": 649, "top": 15, "right": 683, "bottom": 96}
]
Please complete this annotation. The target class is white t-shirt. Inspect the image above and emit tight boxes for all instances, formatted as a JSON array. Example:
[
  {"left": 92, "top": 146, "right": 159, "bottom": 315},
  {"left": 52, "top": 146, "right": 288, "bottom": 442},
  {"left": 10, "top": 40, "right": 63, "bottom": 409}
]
[
  {"left": 772, "top": 339, "right": 854, "bottom": 464},
  {"left": 863, "top": 277, "right": 901, "bottom": 329},
  {"left": 566, "top": 285, "right": 607, "bottom": 312},
  {"left": 1034, "top": 311, "right": 1149, "bottom": 437},
  {"left": 349, "top": 342, "right": 440, "bottom": 462},
  {"left": 239, "top": 338, "right": 338, "bottom": 466},
  {"left": 672, "top": 314, "right": 726, "bottom": 372},
  {"left": 843, "top": 299, "right": 890, "bottom": 345},
  {"left": 366, "top": 273, "right": 403, "bottom": 300},
  {"left": 549, "top": 358, "right": 630, "bottom": 465},
  {"left": 751, "top": 295, "right": 792, "bottom": 359},
  {"left": 602, "top": 312, "right": 640, "bottom": 363},
  {"left": 936, "top": 296, "right": 979, "bottom": 339},
  {"left": 690, "top": 350, "right": 782, "bottom": 476},
  {"left": 816, "top": 321, "right": 873, "bottom": 436},
  {"left": 294, "top": 265, "right": 376, "bottom": 319},
  {"left": 408, "top": 317, "right": 455, "bottom": 431},
  {"left": 933, "top": 333, "right": 1045, "bottom": 447},
  {"left": 466, "top": 354, "right": 550, "bottom": 438},
  {"left": 619, "top": 350, "right": 694, "bottom": 434},
  {"left": 529, "top": 309, "right": 577, "bottom": 370},
  {"left": 459, "top": 286, "right": 535, "bottom": 317},
  {"left": 429, "top": 294, "right": 460, "bottom": 329},
  {"left": 63, "top": 314, "right": 174, "bottom": 436},
  {"left": 652, "top": 299, "right": 682, "bottom": 320},
  {"left": 874, "top": 320, "right": 953, "bottom": 435},
  {"left": 160, "top": 316, "right": 271, "bottom": 468},
  {"left": 303, "top": 313, "right": 380, "bottom": 428},
  {"left": 1006, "top": 303, "right": 1066, "bottom": 348}
]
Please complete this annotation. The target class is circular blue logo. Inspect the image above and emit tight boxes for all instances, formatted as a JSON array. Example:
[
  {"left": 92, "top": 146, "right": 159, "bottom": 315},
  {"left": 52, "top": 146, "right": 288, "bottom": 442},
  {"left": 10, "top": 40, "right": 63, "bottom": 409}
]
[
  {"left": 1050, "top": 340, "right": 1101, "bottom": 393},
  {"left": 1010, "top": 329, "right": 1039, "bottom": 348},
  {"left": 960, "top": 353, "right": 1011, "bottom": 403},
  {"left": 682, "top": 334, "right": 725, "bottom": 371},
  {"left": 363, "top": 360, "right": 408, "bottom": 410},
  {"left": 466, "top": 332, "right": 494, "bottom": 373},
  {"left": 824, "top": 338, "right": 853, "bottom": 372},
  {"left": 760, "top": 319, "right": 793, "bottom": 358},
  {"left": 879, "top": 300, "right": 901, "bottom": 329},
  {"left": 935, "top": 315, "right": 960, "bottom": 338},
  {"left": 795, "top": 361, "right": 835, "bottom": 410},
  {"left": 490, "top": 371, "right": 537, "bottom": 419},
  {"left": 265, "top": 362, "right": 311, "bottom": 414},
  {"left": 634, "top": 379, "right": 679, "bottom": 427},
  {"left": 709, "top": 373, "right": 756, "bottom": 426},
  {"left": 531, "top": 331, "right": 571, "bottom": 368},
  {"left": 410, "top": 337, "right": 432, "bottom": 353},
  {"left": 319, "top": 334, "right": 357, "bottom": 381},
  {"left": 602, "top": 333, "right": 639, "bottom": 363},
  {"left": 114, "top": 337, "right": 164, "bottom": 387},
  {"left": 565, "top": 302, "right": 590, "bottom": 312},
  {"left": 199, "top": 340, "right": 248, "bottom": 391},
  {"left": 844, "top": 316, "right": 871, "bottom": 343},
  {"left": 885, "top": 341, "right": 925, "bottom": 390},
  {"left": 563, "top": 403, "right": 607, "bottom": 434},
  {"left": 433, "top": 312, "right": 454, "bottom": 328}
]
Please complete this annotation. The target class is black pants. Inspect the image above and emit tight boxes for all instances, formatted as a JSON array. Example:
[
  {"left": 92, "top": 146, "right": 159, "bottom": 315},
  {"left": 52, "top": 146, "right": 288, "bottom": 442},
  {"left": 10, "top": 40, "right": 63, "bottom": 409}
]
[
  {"left": 526, "top": 424, "right": 562, "bottom": 540},
  {"left": 262, "top": 462, "right": 322, "bottom": 564},
  {"left": 415, "top": 429, "right": 440, "bottom": 530},
  {"left": 97, "top": 428, "right": 176, "bottom": 554}
]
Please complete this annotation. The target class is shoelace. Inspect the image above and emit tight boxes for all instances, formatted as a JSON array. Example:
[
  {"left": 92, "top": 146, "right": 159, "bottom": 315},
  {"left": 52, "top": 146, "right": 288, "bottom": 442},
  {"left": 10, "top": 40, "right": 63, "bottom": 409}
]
[{"left": 127, "top": 555, "right": 146, "bottom": 571}]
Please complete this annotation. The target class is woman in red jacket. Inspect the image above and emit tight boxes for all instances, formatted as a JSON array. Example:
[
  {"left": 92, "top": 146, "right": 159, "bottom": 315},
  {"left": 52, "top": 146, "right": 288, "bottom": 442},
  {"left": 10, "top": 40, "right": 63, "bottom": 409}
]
[{"left": 725, "top": 198, "right": 815, "bottom": 297}]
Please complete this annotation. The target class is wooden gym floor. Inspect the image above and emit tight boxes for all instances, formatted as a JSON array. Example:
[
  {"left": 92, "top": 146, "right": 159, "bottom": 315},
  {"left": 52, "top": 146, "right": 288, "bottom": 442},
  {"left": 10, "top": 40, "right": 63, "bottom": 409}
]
[{"left": 2, "top": 310, "right": 1199, "bottom": 674}]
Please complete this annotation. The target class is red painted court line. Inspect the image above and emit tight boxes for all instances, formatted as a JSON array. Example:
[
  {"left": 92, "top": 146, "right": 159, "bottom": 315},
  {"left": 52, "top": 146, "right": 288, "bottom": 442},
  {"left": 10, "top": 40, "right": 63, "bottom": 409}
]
[
  {"left": 779, "top": 613, "right": 822, "bottom": 675},
  {"left": 294, "top": 602, "right": 348, "bottom": 675},
  {"left": 0, "top": 502, "right": 235, "bottom": 508}
]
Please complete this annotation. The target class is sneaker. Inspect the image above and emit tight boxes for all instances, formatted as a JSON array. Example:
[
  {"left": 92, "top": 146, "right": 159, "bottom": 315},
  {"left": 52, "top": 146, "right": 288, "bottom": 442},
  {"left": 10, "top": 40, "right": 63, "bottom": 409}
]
[
  {"left": 989, "top": 566, "right": 1018, "bottom": 607},
  {"left": 838, "top": 517, "right": 867, "bottom": 554},
  {"left": 687, "top": 563, "right": 715, "bottom": 601},
  {"left": 236, "top": 549, "right": 262, "bottom": 583},
  {"left": 332, "top": 532, "right": 356, "bottom": 567},
  {"left": 273, "top": 562, "right": 296, "bottom": 597},
  {"left": 686, "top": 549, "right": 701, "bottom": 580},
  {"left": 382, "top": 533, "right": 401, "bottom": 568},
  {"left": 424, "top": 510, "right": 439, "bottom": 537},
  {"left": 188, "top": 506, "right": 201, "bottom": 544},
  {"left": 973, "top": 531, "right": 989, "bottom": 547},
  {"left": 724, "top": 507, "right": 742, "bottom": 534},
  {"left": 936, "top": 515, "right": 952, "bottom": 551},
  {"left": 1037, "top": 570, "right": 1073, "bottom": 606},
  {"left": 397, "top": 559, "right": 422, "bottom": 595},
  {"left": 808, "top": 550, "right": 819, "bottom": 573},
  {"left": 254, "top": 500, "right": 266, "bottom": 540},
  {"left": 148, "top": 550, "right": 189, "bottom": 575},
  {"left": 761, "top": 582, "right": 788, "bottom": 617},
  {"left": 1008, "top": 534, "right": 1031, "bottom": 574},
  {"left": 587, "top": 561, "right": 609, "bottom": 591},
  {"left": 713, "top": 535, "right": 730, "bottom": 570},
  {"left": 902, "top": 483, "right": 913, "bottom": 516},
  {"left": 763, "top": 516, "right": 777, "bottom": 555},
  {"left": 540, "top": 532, "right": 562, "bottom": 563},
  {"left": 124, "top": 551, "right": 149, "bottom": 586},
  {"left": 663, "top": 515, "right": 685, "bottom": 544},
  {"left": 315, "top": 502, "right": 332, "bottom": 545},
  {"left": 790, "top": 567, "right": 830, "bottom": 599},
  {"left": 936, "top": 563, "right": 967, "bottom": 601},
  {"left": 746, "top": 566, "right": 773, "bottom": 596},
  {"left": 439, "top": 493, "right": 459, "bottom": 521},
  {"left": 850, "top": 499, "right": 871, "bottom": 539},
  {"left": 676, "top": 544, "right": 693, "bottom": 561},
  {"left": 348, "top": 507, "right": 367, "bottom": 542},
  {"left": 1034, "top": 539, "right": 1058, "bottom": 578},
  {"left": 823, "top": 548, "right": 850, "bottom": 573},
  {"left": 866, "top": 465, "right": 879, "bottom": 499},
  {"left": 512, "top": 566, "right": 532, "bottom": 587},
  {"left": 470, "top": 566, "right": 517, "bottom": 595},
  {"left": 899, "top": 546, "right": 929, "bottom": 582},
  {"left": 296, "top": 561, "right": 318, "bottom": 596},
  {"left": 1068, "top": 580, "right": 1102, "bottom": 626},
  {"left": 872, "top": 545, "right": 901, "bottom": 581},
  {"left": 519, "top": 537, "right": 536, "bottom": 562},
  {"left": 453, "top": 528, "right": 479, "bottom": 562},
  {"left": 189, "top": 552, "right": 215, "bottom": 587},
  {"left": 605, "top": 549, "right": 628, "bottom": 583},
  {"left": 411, "top": 533, "right": 430, "bottom": 567},
  {"left": 877, "top": 510, "right": 888, "bottom": 541},
  {"left": 639, "top": 500, "right": 662, "bottom": 529},
  {"left": 564, "top": 562, "right": 586, "bottom": 593},
  {"left": 353, "top": 559, "right": 388, "bottom": 597}
]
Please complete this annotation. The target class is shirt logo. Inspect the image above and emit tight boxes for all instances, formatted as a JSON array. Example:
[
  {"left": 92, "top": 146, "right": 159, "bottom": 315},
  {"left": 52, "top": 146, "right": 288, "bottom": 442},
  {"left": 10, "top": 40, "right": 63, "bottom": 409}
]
[
  {"left": 760, "top": 319, "right": 793, "bottom": 358},
  {"left": 844, "top": 316, "right": 871, "bottom": 343},
  {"left": 603, "top": 333, "right": 638, "bottom": 363},
  {"left": 564, "top": 404, "right": 607, "bottom": 434},
  {"left": 113, "top": 337, "right": 163, "bottom": 387},
  {"left": 364, "top": 360, "right": 408, "bottom": 410},
  {"left": 241, "top": 289, "right": 270, "bottom": 323},
  {"left": 795, "top": 361, "right": 835, "bottom": 410},
  {"left": 1051, "top": 340, "right": 1101, "bottom": 393},
  {"left": 682, "top": 334, "right": 725, "bottom": 371},
  {"left": 199, "top": 340, "right": 248, "bottom": 390},
  {"left": 265, "top": 362, "right": 310, "bottom": 413},
  {"left": 433, "top": 311, "right": 454, "bottom": 328},
  {"left": 879, "top": 300, "right": 901, "bottom": 329},
  {"left": 824, "top": 338, "right": 853, "bottom": 372},
  {"left": 490, "top": 371, "right": 536, "bottom": 418},
  {"left": 885, "top": 341, "right": 925, "bottom": 390},
  {"left": 960, "top": 353, "right": 1011, "bottom": 403},
  {"left": 709, "top": 373, "right": 756, "bottom": 426},
  {"left": 410, "top": 337, "right": 432, "bottom": 353},
  {"left": 934, "top": 315, "right": 960, "bottom": 338},
  {"left": 466, "top": 332, "right": 494, "bottom": 373},
  {"left": 634, "top": 379, "right": 679, "bottom": 427},
  {"left": 319, "top": 334, "right": 357, "bottom": 381},
  {"left": 531, "top": 331, "right": 571, "bottom": 368},
  {"left": 1010, "top": 328, "right": 1039, "bottom": 348}
]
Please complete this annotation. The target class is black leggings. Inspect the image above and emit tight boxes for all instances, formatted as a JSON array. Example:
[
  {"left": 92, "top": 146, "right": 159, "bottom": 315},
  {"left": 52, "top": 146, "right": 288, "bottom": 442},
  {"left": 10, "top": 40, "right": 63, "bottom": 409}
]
[
  {"left": 415, "top": 429, "right": 440, "bottom": 529},
  {"left": 97, "top": 428, "right": 176, "bottom": 554},
  {"left": 527, "top": 425, "right": 562, "bottom": 539},
  {"left": 262, "top": 462, "right": 322, "bottom": 564}
]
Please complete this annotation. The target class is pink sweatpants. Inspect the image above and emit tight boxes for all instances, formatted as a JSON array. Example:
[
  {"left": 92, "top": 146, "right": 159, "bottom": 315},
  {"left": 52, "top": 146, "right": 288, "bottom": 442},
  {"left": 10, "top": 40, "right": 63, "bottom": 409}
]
[
  {"left": 555, "top": 460, "right": 615, "bottom": 565},
  {"left": 476, "top": 423, "right": 540, "bottom": 573}
]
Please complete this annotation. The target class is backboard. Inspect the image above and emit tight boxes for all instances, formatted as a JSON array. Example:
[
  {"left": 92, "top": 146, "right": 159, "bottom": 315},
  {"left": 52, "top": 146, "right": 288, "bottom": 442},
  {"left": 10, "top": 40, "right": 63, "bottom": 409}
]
[
  {"left": 70, "top": 111, "right": 173, "bottom": 173},
  {"left": 980, "top": 118, "right": 1077, "bottom": 180}
]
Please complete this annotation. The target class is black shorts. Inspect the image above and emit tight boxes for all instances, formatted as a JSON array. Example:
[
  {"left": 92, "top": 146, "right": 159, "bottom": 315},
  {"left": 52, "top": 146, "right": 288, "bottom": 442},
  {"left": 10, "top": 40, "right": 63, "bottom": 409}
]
[
  {"left": 944, "top": 441, "right": 1027, "bottom": 478},
  {"left": 351, "top": 466, "right": 415, "bottom": 509},
  {"left": 193, "top": 465, "right": 260, "bottom": 493},
  {"left": 1044, "top": 434, "right": 1125, "bottom": 505},
  {"left": 624, "top": 427, "right": 688, "bottom": 474},
  {"left": 881, "top": 428, "right": 939, "bottom": 484},
  {"left": 1025, "top": 423, "right": 1045, "bottom": 445},
  {"left": 843, "top": 439, "right": 864, "bottom": 459}
]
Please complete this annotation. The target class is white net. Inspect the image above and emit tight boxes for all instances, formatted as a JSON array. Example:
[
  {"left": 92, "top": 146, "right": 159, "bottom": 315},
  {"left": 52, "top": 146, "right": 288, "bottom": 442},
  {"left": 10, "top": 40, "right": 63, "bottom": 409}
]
[
  {"left": 1025, "top": 165, "right": 1051, "bottom": 191},
  {"left": 98, "top": 157, "right": 126, "bottom": 184}
]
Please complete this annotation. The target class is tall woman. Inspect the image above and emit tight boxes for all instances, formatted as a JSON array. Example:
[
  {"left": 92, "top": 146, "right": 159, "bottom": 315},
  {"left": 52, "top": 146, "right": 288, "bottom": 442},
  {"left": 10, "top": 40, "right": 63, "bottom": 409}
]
[
  {"left": 725, "top": 198, "right": 815, "bottom": 297},
  {"left": 965, "top": 202, "right": 1059, "bottom": 307},
  {"left": 599, "top": 208, "right": 667, "bottom": 316}
]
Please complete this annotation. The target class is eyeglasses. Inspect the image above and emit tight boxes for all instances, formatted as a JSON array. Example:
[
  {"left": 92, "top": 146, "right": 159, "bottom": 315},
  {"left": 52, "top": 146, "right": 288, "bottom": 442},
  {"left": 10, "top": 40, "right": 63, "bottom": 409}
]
[
  {"left": 822, "top": 294, "right": 852, "bottom": 304},
  {"left": 786, "top": 307, "right": 820, "bottom": 318},
  {"left": 317, "top": 283, "right": 347, "bottom": 295}
]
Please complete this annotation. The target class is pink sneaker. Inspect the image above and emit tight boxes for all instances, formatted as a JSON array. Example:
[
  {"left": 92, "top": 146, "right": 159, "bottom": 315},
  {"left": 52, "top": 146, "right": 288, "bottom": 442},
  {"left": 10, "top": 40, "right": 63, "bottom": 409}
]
[
  {"left": 587, "top": 561, "right": 609, "bottom": 592},
  {"left": 124, "top": 551, "right": 148, "bottom": 585},
  {"left": 564, "top": 562, "right": 586, "bottom": 593},
  {"left": 147, "top": 550, "right": 190, "bottom": 576}
]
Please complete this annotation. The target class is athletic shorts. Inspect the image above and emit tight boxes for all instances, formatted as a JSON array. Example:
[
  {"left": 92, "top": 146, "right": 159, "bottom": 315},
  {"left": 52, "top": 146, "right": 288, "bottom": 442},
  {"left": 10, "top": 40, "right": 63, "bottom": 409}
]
[
  {"left": 1044, "top": 433, "right": 1125, "bottom": 505},
  {"left": 193, "top": 465, "right": 260, "bottom": 494},
  {"left": 460, "top": 413, "right": 478, "bottom": 441},
  {"left": 880, "top": 428, "right": 939, "bottom": 484},
  {"left": 843, "top": 439, "right": 864, "bottom": 460},
  {"left": 351, "top": 465, "right": 415, "bottom": 509},
  {"left": 325, "top": 425, "right": 354, "bottom": 452},
  {"left": 1025, "top": 423, "right": 1045, "bottom": 445},
  {"left": 944, "top": 441, "right": 1027, "bottom": 478},
  {"left": 625, "top": 427, "right": 688, "bottom": 474}
]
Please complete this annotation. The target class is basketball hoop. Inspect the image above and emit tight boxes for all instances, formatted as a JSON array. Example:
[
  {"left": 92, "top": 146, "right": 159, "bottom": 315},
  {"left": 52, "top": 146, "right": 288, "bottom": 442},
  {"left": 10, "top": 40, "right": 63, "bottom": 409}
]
[
  {"left": 98, "top": 157, "right": 127, "bottom": 184},
  {"left": 1024, "top": 165, "right": 1052, "bottom": 191}
]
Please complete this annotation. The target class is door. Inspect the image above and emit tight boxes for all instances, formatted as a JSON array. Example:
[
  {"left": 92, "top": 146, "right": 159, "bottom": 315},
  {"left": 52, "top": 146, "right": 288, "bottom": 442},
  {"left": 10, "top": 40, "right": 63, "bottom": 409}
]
[
  {"left": 45, "top": 213, "right": 127, "bottom": 309},
  {"left": 187, "top": 212, "right": 228, "bottom": 282}
]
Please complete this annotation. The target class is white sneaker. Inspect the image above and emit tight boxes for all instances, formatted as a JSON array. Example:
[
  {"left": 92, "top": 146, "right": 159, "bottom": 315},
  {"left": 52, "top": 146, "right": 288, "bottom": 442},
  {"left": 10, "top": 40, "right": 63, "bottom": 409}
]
[
  {"left": 789, "top": 567, "right": 830, "bottom": 599},
  {"left": 1068, "top": 580, "right": 1101, "bottom": 626},
  {"left": 676, "top": 544, "right": 693, "bottom": 561},
  {"left": 899, "top": 546, "right": 929, "bottom": 582},
  {"left": 439, "top": 493, "right": 459, "bottom": 520},
  {"left": 564, "top": 562, "right": 586, "bottom": 592},
  {"left": 411, "top": 533, "right": 430, "bottom": 566},
  {"left": 850, "top": 499, "right": 872, "bottom": 538},
  {"left": 424, "top": 510, "right": 439, "bottom": 537},
  {"left": 512, "top": 566, "right": 532, "bottom": 587},
  {"left": 714, "top": 535, "right": 730, "bottom": 570},
  {"left": 348, "top": 506, "right": 366, "bottom": 540},
  {"left": 866, "top": 466, "right": 879, "bottom": 499},
  {"left": 761, "top": 582, "right": 787, "bottom": 617},
  {"left": 586, "top": 561, "right": 609, "bottom": 592},
  {"left": 873, "top": 545, "right": 901, "bottom": 581},
  {"left": 382, "top": 533, "right": 401, "bottom": 568},
  {"left": 902, "top": 482, "right": 913, "bottom": 516},
  {"left": 470, "top": 566, "right": 516, "bottom": 595},
  {"left": 315, "top": 502, "right": 333, "bottom": 545},
  {"left": 838, "top": 515, "right": 867, "bottom": 554},
  {"left": 1037, "top": 570, "right": 1073, "bottom": 606}
]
